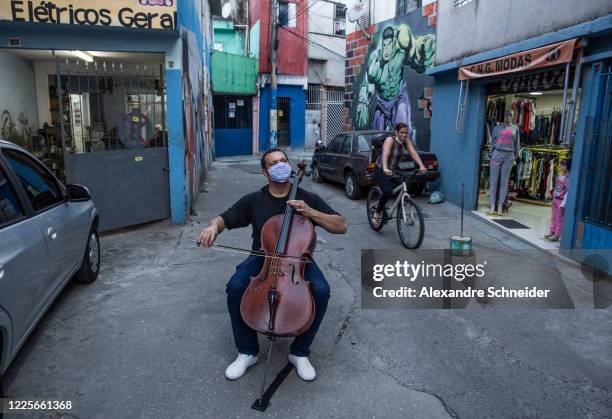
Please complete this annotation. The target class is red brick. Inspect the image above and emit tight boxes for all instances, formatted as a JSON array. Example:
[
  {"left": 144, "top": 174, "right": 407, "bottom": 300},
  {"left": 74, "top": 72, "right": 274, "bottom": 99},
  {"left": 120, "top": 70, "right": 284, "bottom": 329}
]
[
  {"left": 358, "top": 38, "right": 370, "bottom": 47},
  {"left": 346, "top": 31, "right": 359, "bottom": 42},
  {"left": 423, "top": 2, "right": 436, "bottom": 17}
]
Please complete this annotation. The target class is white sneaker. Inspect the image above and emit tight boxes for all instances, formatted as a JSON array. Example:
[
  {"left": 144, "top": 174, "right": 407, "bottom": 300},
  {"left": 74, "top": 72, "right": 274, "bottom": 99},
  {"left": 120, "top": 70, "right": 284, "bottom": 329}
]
[
  {"left": 288, "top": 354, "right": 316, "bottom": 381},
  {"left": 225, "top": 354, "right": 258, "bottom": 380}
]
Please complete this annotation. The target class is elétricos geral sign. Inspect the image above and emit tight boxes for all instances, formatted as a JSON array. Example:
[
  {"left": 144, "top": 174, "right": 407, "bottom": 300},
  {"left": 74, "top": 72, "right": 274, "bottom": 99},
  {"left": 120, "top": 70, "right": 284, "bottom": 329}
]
[{"left": 1, "top": 0, "right": 177, "bottom": 30}]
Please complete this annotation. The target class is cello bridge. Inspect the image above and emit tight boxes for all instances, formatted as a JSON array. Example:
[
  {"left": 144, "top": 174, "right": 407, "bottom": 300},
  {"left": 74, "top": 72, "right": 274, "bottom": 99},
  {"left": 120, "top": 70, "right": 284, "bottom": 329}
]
[{"left": 270, "top": 267, "right": 285, "bottom": 275}]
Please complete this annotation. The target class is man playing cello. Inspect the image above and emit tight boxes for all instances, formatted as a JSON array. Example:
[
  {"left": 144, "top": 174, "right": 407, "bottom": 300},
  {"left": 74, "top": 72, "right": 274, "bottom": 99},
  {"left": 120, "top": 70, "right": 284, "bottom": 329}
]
[{"left": 197, "top": 149, "right": 347, "bottom": 381}]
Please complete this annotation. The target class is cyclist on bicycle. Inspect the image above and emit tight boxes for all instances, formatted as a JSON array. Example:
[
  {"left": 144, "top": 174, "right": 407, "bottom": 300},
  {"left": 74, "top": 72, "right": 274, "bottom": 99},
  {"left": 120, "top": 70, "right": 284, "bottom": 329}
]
[{"left": 372, "top": 122, "right": 427, "bottom": 228}]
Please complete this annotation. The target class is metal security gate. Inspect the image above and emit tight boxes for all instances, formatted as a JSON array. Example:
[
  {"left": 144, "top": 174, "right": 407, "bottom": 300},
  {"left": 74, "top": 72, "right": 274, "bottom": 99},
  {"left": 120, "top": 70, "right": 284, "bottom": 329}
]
[
  {"left": 278, "top": 97, "right": 290, "bottom": 147},
  {"left": 578, "top": 61, "right": 612, "bottom": 249},
  {"left": 54, "top": 56, "right": 170, "bottom": 231},
  {"left": 213, "top": 95, "right": 253, "bottom": 157},
  {"left": 324, "top": 89, "right": 344, "bottom": 145}
]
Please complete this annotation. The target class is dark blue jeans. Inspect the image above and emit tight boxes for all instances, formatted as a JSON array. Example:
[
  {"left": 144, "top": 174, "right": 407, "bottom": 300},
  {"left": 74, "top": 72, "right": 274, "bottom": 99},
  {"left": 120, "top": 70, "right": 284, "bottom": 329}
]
[
  {"left": 375, "top": 167, "right": 402, "bottom": 213},
  {"left": 226, "top": 255, "right": 330, "bottom": 357}
]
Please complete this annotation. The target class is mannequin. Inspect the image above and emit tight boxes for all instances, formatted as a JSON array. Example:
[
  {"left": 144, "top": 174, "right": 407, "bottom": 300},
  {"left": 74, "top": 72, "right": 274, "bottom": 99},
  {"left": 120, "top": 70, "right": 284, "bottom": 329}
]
[{"left": 488, "top": 110, "right": 520, "bottom": 216}]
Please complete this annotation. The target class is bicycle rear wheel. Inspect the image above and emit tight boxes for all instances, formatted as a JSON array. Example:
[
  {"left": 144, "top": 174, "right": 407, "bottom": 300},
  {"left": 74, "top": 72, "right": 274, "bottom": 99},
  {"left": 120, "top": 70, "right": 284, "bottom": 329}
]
[
  {"left": 396, "top": 194, "right": 424, "bottom": 249},
  {"left": 366, "top": 186, "right": 384, "bottom": 231}
]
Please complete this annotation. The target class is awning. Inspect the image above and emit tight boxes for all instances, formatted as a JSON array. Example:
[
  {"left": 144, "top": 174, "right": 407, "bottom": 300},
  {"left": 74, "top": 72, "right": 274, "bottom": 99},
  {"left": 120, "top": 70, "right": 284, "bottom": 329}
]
[{"left": 458, "top": 38, "right": 578, "bottom": 81}]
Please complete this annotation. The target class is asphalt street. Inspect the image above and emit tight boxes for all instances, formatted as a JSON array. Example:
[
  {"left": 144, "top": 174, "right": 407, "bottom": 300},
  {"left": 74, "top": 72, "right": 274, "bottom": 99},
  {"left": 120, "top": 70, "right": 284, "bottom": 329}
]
[{"left": 2, "top": 155, "right": 611, "bottom": 418}]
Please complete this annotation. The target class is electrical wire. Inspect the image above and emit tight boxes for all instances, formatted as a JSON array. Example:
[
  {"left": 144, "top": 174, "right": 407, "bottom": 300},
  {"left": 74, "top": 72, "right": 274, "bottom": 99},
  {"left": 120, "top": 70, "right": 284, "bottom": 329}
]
[
  {"left": 291, "top": 23, "right": 326, "bottom": 85},
  {"left": 280, "top": 27, "right": 345, "bottom": 59}
]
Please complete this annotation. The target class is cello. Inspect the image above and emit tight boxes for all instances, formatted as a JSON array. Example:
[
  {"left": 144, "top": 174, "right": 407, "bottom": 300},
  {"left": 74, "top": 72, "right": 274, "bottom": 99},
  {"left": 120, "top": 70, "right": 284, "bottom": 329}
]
[{"left": 241, "top": 159, "right": 317, "bottom": 410}]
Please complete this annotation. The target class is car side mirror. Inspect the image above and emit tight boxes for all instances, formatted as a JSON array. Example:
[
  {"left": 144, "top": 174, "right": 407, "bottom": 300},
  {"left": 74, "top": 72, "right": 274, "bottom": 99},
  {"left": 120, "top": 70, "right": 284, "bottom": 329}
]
[{"left": 66, "top": 184, "right": 91, "bottom": 202}]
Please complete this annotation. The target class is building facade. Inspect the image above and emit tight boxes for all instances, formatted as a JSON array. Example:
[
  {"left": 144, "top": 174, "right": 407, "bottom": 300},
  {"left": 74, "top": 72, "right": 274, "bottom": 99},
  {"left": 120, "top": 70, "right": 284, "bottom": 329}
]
[
  {"left": 250, "top": 0, "right": 308, "bottom": 151},
  {"left": 0, "top": 0, "right": 214, "bottom": 230},
  {"left": 305, "top": 0, "right": 347, "bottom": 148},
  {"left": 211, "top": 0, "right": 259, "bottom": 157},
  {"left": 427, "top": 0, "right": 612, "bottom": 269},
  {"left": 343, "top": 0, "right": 438, "bottom": 151}
]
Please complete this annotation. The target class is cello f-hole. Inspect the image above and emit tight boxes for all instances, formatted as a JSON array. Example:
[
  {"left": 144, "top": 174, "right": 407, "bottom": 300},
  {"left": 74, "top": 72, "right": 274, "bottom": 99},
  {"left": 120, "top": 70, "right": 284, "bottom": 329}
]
[
  {"left": 290, "top": 264, "right": 298, "bottom": 285},
  {"left": 267, "top": 289, "right": 279, "bottom": 331}
]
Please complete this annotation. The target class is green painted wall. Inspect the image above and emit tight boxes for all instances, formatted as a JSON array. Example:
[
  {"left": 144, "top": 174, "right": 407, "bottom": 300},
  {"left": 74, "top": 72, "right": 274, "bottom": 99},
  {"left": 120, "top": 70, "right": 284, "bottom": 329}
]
[
  {"left": 211, "top": 51, "right": 258, "bottom": 94},
  {"left": 213, "top": 20, "right": 245, "bottom": 55},
  {"left": 249, "top": 21, "right": 260, "bottom": 58}
]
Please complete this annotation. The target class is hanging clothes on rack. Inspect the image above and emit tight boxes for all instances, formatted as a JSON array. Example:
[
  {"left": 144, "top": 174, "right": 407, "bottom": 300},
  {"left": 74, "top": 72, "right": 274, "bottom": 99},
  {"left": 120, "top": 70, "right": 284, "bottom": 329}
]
[
  {"left": 487, "top": 97, "right": 507, "bottom": 123},
  {"left": 550, "top": 111, "right": 562, "bottom": 144},
  {"left": 516, "top": 147, "right": 570, "bottom": 201}
]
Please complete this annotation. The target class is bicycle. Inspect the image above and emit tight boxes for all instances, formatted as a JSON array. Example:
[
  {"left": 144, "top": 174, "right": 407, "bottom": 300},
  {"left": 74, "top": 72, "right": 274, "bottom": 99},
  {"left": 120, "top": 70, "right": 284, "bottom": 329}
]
[{"left": 366, "top": 170, "right": 425, "bottom": 249}]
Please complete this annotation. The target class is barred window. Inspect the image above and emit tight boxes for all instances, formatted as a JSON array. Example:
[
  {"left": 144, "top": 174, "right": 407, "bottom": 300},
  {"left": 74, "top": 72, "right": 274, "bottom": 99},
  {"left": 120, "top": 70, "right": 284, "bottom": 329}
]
[
  {"left": 396, "top": 0, "right": 421, "bottom": 16},
  {"left": 334, "top": 4, "right": 346, "bottom": 36},
  {"left": 307, "top": 84, "right": 321, "bottom": 110},
  {"left": 453, "top": 0, "right": 474, "bottom": 9}
]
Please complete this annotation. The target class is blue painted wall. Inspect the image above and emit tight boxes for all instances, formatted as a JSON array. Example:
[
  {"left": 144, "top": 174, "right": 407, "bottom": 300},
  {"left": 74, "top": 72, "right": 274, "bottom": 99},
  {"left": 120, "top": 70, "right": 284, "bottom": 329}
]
[
  {"left": 178, "top": 0, "right": 204, "bottom": 53},
  {"left": 429, "top": 72, "right": 486, "bottom": 208},
  {"left": 173, "top": 0, "right": 211, "bottom": 224},
  {"left": 559, "top": 36, "right": 612, "bottom": 269},
  {"left": 166, "top": 66, "right": 186, "bottom": 224},
  {"left": 259, "top": 85, "right": 306, "bottom": 151},
  {"left": 215, "top": 129, "right": 253, "bottom": 157},
  {"left": 0, "top": 22, "right": 177, "bottom": 52}
]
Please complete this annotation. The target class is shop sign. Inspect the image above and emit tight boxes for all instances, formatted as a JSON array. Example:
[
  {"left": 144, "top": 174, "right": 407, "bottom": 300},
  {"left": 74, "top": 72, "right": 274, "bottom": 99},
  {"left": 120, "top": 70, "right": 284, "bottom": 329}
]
[
  {"left": 0, "top": 0, "right": 177, "bottom": 30},
  {"left": 487, "top": 68, "right": 570, "bottom": 95},
  {"left": 459, "top": 38, "right": 577, "bottom": 81}
]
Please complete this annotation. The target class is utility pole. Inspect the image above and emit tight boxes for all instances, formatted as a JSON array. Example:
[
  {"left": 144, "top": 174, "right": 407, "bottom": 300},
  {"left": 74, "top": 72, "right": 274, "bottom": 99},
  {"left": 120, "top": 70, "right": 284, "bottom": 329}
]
[{"left": 269, "top": 0, "right": 278, "bottom": 149}]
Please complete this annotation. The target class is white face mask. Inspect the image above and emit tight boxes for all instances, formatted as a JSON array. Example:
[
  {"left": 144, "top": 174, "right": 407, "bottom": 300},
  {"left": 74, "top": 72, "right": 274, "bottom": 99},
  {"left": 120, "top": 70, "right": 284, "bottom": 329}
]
[{"left": 267, "top": 162, "right": 292, "bottom": 183}]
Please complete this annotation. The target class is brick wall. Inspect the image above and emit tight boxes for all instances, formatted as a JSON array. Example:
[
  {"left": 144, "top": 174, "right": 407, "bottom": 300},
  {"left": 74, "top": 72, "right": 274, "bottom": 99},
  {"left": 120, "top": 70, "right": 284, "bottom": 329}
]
[{"left": 343, "top": 25, "right": 377, "bottom": 130}]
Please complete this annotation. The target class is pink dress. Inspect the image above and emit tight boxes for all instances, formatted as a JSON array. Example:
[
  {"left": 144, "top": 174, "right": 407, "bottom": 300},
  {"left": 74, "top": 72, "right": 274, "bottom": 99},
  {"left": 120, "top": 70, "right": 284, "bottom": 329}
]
[{"left": 549, "top": 174, "right": 568, "bottom": 237}]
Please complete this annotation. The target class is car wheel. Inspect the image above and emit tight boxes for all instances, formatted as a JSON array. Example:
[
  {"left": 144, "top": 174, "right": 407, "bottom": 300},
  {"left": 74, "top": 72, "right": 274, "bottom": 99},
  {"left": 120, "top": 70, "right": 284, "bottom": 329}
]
[
  {"left": 73, "top": 226, "right": 100, "bottom": 284},
  {"left": 408, "top": 182, "right": 426, "bottom": 197},
  {"left": 344, "top": 172, "right": 363, "bottom": 199},
  {"left": 312, "top": 165, "right": 324, "bottom": 183}
]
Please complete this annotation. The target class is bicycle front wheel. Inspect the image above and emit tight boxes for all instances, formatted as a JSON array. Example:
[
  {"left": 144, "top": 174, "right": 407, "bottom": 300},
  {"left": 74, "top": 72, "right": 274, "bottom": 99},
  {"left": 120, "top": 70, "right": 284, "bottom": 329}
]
[
  {"left": 396, "top": 194, "right": 425, "bottom": 249},
  {"left": 366, "top": 186, "right": 384, "bottom": 231}
]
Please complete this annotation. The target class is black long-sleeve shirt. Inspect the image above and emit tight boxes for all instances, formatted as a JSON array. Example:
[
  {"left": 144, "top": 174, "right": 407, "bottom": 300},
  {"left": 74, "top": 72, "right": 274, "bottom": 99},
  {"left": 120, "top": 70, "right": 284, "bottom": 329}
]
[{"left": 220, "top": 186, "right": 339, "bottom": 250}]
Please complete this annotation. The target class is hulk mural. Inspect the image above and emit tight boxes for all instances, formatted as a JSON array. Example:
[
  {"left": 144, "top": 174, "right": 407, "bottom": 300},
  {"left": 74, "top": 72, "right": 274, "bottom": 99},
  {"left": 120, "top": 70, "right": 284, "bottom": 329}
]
[{"left": 355, "top": 18, "right": 436, "bottom": 139}]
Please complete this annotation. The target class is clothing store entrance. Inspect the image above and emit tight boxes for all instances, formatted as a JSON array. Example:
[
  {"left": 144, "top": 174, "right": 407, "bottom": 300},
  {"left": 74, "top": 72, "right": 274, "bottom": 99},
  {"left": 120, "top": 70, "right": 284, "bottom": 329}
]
[{"left": 474, "top": 67, "right": 580, "bottom": 250}]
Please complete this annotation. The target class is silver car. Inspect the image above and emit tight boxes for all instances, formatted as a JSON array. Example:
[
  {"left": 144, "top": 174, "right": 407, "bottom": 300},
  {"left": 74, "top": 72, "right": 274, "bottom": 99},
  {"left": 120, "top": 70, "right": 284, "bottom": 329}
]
[{"left": 0, "top": 140, "right": 100, "bottom": 376}]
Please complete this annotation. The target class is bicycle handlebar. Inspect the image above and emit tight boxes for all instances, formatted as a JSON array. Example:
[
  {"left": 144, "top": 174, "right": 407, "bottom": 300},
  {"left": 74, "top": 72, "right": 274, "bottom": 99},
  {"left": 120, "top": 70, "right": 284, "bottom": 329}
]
[{"left": 392, "top": 169, "right": 427, "bottom": 182}]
